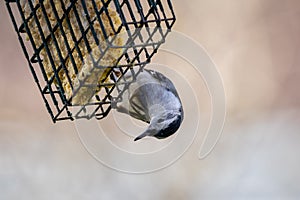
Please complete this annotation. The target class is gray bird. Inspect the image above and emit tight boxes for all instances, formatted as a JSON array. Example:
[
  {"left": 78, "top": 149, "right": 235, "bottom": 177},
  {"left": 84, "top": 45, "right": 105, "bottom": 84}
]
[{"left": 113, "top": 69, "right": 184, "bottom": 141}]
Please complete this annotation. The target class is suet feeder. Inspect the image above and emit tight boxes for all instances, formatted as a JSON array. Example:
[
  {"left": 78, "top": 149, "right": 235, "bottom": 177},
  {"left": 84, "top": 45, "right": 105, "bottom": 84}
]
[{"left": 5, "top": 0, "right": 176, "bottom": 122}]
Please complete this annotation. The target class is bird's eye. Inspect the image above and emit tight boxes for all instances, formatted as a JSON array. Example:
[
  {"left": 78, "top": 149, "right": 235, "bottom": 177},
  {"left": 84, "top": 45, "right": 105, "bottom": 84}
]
[
  {"left": 157, "top": 118, "right": 164, "bottom": 123},
  {"left": 166, "top": 113, "right": 173, "bottom": 119}
]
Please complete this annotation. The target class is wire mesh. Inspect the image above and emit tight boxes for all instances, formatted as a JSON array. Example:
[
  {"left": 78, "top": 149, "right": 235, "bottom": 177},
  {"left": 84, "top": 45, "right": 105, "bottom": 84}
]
[{"left": 5, "top": 0, "right": 176, "bottom": 122}]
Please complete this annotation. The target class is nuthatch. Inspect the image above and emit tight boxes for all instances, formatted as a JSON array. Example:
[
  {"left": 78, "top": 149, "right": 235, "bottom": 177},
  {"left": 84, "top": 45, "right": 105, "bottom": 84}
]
[{"left": 114, "top": 69, "right": 184, "bottom": 141}]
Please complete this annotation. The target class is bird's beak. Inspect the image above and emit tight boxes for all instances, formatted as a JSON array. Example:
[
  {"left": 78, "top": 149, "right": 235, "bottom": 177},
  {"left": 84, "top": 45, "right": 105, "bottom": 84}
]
[{"left": 134, "top": 131, "right": 149, "bottom": 141}]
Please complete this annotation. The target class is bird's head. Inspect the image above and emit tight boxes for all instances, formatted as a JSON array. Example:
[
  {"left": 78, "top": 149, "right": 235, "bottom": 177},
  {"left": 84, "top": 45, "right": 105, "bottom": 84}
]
[{"left": 134, "top": 109, "right": 183, "bottom": 141}]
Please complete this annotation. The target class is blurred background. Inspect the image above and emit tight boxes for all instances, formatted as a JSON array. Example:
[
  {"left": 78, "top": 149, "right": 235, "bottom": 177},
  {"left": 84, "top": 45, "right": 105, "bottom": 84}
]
[{"left": 1, "top": 0, "right": 300, "bottom": 199}]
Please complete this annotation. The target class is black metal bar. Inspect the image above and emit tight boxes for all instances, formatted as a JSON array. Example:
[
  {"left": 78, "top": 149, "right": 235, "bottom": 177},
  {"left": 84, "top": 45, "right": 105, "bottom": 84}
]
[
  {"left": 5, "top": 0, "right": 56, "bottom": 122},
  {"left": 5, "top": 0, "right": 176, "bottom": 122},
  {"left": 38, "top": 0, "right": 74, "bottom": 96},
  {"left": 27, "top": 0, "right": 68, "bottom": 106},
  {"left": 15, "top": 0, "right": 62, "bottom": 118}
]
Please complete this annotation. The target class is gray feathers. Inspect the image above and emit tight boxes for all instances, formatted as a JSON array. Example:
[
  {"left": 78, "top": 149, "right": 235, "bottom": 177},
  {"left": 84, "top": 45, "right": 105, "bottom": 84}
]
[{"left": 115, "top": 69, "right": 184, "bottom": 141}]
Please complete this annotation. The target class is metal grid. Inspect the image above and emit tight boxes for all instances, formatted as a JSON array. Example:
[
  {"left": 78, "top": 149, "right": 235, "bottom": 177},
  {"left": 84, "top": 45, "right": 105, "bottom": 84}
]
[{"left": 5, "top": 0, "right": 176, "bottom": 122}]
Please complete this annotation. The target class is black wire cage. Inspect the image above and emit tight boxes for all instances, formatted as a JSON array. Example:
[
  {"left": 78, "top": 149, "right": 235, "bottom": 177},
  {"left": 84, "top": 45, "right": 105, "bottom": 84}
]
[{"left": 5, "top": 0, "right": 176, "bottom": 123}]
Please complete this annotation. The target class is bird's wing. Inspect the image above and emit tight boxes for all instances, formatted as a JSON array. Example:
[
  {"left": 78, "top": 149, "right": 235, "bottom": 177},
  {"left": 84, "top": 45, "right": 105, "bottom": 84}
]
[
  {"left": 128, "top": 89, "right": 151, "bottom": 123},
  {"left": 116, "top": 84, "right": 151, "bottom": 124}
]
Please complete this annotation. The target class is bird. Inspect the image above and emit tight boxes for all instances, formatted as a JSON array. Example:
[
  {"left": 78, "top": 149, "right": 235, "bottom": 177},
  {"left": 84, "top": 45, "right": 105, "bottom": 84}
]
[{"left": 112, "top": 68, "right": 184, "bottom": 141}]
